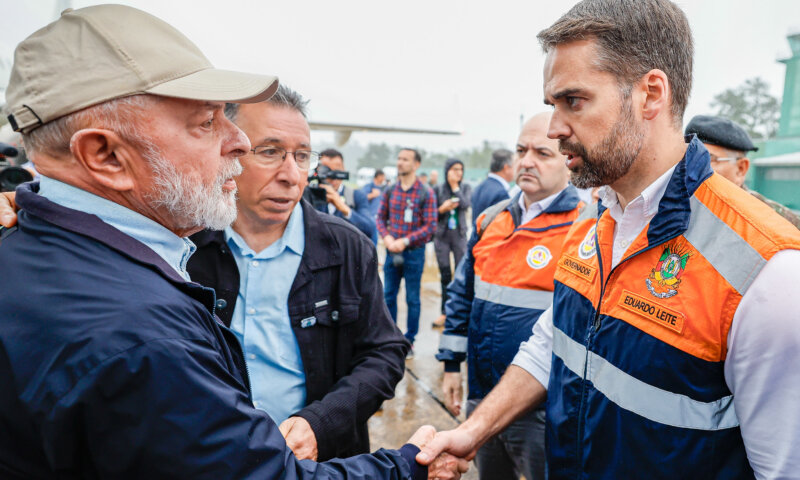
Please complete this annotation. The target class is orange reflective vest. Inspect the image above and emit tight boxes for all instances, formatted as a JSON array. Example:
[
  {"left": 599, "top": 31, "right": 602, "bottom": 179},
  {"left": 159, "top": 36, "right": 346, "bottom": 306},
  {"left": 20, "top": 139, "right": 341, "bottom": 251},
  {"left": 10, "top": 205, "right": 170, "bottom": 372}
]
[{"left": 547, "top": 137, "right": 800, "bottom": 479}]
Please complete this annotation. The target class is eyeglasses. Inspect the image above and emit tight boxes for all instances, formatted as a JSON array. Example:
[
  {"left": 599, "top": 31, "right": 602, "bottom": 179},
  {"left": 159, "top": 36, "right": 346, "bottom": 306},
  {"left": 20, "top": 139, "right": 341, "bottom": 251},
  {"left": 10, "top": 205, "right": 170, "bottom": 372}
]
[
  {"left": 709, "top": 154, "right": 741, "bottom": 164},
  {"left": 249, "top": 145, "right": 319, "bottom": 170}
]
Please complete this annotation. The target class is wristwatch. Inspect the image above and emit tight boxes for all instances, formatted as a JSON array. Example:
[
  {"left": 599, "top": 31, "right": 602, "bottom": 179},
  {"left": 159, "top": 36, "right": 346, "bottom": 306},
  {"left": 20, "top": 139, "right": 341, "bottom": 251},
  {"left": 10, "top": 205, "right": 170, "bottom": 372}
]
[{"left": 402, "top": 237, "right": 410, "bottom": 247}]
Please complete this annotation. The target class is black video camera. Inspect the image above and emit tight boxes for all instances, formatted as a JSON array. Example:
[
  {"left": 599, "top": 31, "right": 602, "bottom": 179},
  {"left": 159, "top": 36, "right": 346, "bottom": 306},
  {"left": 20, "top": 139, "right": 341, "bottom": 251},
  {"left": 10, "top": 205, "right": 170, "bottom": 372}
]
[
  {"left": 305, "top": 164, "right": 350, "bottom": 210},
  {"left": 0, "top": 143, "right": 33, "bottom": 193}
]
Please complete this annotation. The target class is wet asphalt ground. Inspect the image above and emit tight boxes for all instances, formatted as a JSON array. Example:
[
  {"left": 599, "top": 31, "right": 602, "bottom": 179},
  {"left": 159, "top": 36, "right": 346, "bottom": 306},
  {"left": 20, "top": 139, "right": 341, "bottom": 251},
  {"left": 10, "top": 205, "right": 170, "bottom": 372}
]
[{"left": 368, "top": 247, "right": 479, "bottom": 479}]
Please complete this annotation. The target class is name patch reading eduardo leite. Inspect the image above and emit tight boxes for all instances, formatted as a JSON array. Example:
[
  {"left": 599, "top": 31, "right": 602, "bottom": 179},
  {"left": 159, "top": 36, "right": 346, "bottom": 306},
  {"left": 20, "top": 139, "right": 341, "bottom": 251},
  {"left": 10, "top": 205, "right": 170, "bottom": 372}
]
[{"left": 618, "top": 289, "right": 685, "bottom": 334}]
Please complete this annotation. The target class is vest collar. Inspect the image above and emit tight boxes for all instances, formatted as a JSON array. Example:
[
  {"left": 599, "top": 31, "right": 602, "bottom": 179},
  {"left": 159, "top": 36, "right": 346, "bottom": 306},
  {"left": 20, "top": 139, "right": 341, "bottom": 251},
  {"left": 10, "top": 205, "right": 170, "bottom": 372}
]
[
  {"left": 594, "top": 136, "right": 712, "bottom": 247},
  {"left": 645, "top": 135, "right": 713, "bottom": 245}
]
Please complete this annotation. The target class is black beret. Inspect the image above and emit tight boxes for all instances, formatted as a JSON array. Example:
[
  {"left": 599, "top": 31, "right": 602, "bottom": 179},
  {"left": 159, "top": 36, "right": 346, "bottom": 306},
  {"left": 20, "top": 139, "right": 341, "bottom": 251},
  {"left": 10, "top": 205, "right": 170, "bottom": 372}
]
[{"left": 685, "top": 115, "right": 758, "bottom": 152}]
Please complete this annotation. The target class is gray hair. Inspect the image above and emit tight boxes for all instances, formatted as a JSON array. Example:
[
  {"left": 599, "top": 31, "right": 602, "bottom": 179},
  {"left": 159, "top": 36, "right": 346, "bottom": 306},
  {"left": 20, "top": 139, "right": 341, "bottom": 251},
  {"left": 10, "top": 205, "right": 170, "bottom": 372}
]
[
  {"left": 224, "top": 84, "right": 309, "bottom": 122},
  {"left": 537, "top": 0, "right": 693, "bottom": 124},
  {"left": 490, "top": 149, "right": 513, "bottom": 173},
  {"left": 22, "top": 94, "right": 161, "bottom": 159}
]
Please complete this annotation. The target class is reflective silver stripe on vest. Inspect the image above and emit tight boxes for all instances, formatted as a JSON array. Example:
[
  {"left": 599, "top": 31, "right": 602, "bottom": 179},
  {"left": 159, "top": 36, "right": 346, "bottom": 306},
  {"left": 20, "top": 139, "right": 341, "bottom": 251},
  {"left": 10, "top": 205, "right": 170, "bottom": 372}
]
[
  {"left": 439, "top": 334, "right": 468, "bottom": 353},
  {"left": 576, "top": 201, "right": 598, "bottom": 222},
  {"left": 552, "top": 326, "right": 740, "bottom": 431},
  {"left": 686, "top": 196, "right": 767, "bottom": 296},
  {"left": 474, "top": 276, "right": 553, "bottom": 310}
]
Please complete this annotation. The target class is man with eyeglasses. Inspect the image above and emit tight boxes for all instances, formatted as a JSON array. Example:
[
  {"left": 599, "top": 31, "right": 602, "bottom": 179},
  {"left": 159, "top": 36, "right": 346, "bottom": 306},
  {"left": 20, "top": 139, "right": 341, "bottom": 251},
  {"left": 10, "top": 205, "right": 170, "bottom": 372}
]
[
  {"left": 686, "top": 115, "right": 800, "bottom": 228},
  {"left": 187, "top": 85, "right": 410, "bottom": 463}
]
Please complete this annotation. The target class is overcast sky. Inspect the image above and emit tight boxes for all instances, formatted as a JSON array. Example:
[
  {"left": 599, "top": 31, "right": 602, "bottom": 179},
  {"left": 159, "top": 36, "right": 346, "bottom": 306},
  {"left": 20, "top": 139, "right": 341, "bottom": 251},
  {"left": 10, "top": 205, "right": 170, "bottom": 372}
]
[{"left": 2, "top": 0, "right": 799, "bottom": 154}]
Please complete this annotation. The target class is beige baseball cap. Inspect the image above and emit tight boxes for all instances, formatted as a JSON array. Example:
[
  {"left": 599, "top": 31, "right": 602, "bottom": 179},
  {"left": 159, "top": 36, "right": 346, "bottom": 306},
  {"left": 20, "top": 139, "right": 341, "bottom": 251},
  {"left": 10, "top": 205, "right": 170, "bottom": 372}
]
[{"left": 4, "top": 4, "right": 279, "bottom": 133}]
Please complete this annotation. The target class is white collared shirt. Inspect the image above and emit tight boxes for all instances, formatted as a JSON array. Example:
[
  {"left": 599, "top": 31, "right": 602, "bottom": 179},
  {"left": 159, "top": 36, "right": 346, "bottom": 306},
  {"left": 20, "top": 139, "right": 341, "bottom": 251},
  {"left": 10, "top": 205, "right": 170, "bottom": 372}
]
[
  {"left": 598, "top": 165, "right": 676, "bottom": 268},
  {"left": 518, "top": 189, "right": 564, "bottom": 225},
  {"left": 37, "top": 175, "right": 195, "bottom": 281},
  {"left": 512, "top": 167, "right": 800, "bottom": 478}
]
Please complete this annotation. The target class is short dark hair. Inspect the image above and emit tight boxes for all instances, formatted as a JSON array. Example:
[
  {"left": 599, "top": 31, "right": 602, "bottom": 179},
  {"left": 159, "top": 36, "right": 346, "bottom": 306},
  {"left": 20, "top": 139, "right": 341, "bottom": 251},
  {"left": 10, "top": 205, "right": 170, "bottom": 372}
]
[
  {"left": 374, "top": 169, "right": 385, "bottom": 178},
  {"left": 490, "top": 149, "right": 513, "bottom": 173},
  {"left": 537, "top": 0, "right": 693, "bottom": 123},
  {"left": 224, "top": 84, "right": 309, "bottom": 122},
  {"left": 320, "top": 148, "right": 343, "bottom": 159},
  {"left": 401, "top": 148, "right": 421, "bottom": 163}
]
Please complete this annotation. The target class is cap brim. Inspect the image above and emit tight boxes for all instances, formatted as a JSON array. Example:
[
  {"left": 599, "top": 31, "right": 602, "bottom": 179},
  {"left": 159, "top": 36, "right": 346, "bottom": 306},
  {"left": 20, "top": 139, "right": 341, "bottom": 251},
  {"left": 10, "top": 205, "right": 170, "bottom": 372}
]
[{"left": 145, "top": 68, "right": 279, "bottom": 103}]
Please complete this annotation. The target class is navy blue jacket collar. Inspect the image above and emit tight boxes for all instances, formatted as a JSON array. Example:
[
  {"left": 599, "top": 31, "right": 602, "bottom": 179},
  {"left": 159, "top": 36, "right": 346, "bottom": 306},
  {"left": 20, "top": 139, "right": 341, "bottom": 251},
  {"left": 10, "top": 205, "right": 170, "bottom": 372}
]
[
  {"left": 593, "top": 135, "right": 713, "bottom": 246},
  {"left": 16, "top": 182, "right": 190, "bottom": 286}
]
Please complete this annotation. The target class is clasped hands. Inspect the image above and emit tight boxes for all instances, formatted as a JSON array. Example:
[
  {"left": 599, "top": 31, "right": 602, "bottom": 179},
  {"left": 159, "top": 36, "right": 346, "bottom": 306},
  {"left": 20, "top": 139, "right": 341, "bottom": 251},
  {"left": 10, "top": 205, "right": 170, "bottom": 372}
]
[{"left": 279, "top": 418, "right": 470, "bottom": 479}]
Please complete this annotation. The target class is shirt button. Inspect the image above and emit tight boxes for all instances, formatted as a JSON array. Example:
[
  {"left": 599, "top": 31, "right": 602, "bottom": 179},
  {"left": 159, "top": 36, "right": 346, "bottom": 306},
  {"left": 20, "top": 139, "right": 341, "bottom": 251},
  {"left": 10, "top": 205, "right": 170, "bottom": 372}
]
[
  {"left": 248, "top": 353, "right": 256, "bottom": 360},
  {"left": 251, "top": 260, "right": 259, "bottom": 267},
  {"left": 253, "top": 400, "right": 260, "bottom": 408},
  {"left": 247, "top": 308, "right": 256, "bottom": 315},
  {"left": 215, "top": 299, "right": 227, "bottom": 309}
]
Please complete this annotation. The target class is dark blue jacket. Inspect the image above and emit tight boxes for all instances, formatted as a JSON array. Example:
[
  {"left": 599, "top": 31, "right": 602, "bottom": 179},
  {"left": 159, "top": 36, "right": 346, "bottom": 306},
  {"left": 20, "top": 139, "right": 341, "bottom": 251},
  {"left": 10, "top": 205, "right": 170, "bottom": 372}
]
[
  {"left": 0, "top": 183, "right": 423, "bottom": 479},
  {"left": 470, "top": 176, "right": 509, "bottom": 225}
]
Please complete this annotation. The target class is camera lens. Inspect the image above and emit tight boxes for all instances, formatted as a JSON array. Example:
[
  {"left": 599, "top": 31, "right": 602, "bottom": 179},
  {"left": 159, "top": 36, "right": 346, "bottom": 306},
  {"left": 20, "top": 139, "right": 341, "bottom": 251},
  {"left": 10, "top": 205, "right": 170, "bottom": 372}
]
[{"left": 0, "top": 166, "right": 34, "bottom": 193}]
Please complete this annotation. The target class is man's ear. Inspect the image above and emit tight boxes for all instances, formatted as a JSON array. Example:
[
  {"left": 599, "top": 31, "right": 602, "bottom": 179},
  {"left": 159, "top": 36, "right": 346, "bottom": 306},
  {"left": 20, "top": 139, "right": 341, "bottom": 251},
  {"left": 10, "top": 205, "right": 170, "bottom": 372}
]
[
  {"left": 735, "top": 157, "right": 750, "bottom": 185},
  {"left": 638, "top": 69, "right": 670, "bottom": 122},
  {"left": 69, "top": 129, "right": 138, "bottom": 192}
]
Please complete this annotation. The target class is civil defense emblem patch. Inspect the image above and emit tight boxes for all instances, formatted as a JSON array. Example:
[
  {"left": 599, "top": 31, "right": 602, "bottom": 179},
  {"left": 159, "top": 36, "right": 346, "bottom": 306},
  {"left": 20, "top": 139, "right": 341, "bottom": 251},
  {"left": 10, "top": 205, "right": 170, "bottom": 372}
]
[{"left": 527, "top": 245, "right": 552, "bottom": 270}]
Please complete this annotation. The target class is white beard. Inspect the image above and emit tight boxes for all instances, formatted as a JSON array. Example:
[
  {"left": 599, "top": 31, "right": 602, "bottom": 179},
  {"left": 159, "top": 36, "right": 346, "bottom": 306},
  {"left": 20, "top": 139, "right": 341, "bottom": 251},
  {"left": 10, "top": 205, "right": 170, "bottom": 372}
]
[{"left": 146, "top": 154, "right": 242, "bottom": 231}]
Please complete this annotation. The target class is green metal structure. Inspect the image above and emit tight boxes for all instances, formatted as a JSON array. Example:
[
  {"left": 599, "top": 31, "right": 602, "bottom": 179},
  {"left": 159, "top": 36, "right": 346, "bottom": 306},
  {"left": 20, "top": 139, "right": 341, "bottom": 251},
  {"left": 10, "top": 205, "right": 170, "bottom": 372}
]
[{"left": 750, "top": 33, "right": 800, "bottom": 211}]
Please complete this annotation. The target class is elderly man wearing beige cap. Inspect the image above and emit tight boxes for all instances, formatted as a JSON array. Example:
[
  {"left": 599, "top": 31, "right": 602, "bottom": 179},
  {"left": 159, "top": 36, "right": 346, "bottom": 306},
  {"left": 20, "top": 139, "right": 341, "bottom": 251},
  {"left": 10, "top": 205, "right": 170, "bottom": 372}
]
[{"left": 0, "top": 5, "right": 466, "bottom": 480}]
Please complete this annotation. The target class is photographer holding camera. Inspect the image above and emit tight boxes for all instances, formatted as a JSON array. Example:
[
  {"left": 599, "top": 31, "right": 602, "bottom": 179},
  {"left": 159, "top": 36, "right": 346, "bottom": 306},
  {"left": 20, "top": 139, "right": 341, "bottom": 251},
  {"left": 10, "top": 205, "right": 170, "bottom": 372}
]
[
  {"left": 305, "top": 149, "right": 376, "bottom": 243},
  {"left": 0, "top": 142, "right": 33, "bottom": 193}
]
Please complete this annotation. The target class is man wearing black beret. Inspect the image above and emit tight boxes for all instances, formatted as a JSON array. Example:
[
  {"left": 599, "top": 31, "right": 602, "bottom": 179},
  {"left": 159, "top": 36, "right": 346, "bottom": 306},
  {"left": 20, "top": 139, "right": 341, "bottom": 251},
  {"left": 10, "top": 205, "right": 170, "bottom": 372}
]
[{"left": 686, "top": 114, "right": 800, "bottom": 228}]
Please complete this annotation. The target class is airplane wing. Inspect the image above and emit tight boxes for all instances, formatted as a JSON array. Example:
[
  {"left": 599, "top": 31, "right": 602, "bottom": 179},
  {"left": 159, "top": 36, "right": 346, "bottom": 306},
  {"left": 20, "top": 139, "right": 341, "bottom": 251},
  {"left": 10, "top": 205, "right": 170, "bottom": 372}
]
[{"left": 309, "top": 121, "right": 461, "bottom": 146}]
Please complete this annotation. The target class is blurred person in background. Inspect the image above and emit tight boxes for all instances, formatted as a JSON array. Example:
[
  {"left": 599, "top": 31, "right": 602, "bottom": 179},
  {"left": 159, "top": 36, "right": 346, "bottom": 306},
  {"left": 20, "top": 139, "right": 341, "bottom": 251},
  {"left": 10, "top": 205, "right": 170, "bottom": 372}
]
[
  {"left": 471, "top": 149, "right": 514, "bottom": 224},
  {"left": 432, "top": 158, "right": 471, "bottom": 327},
  {"left": 376, "top": 148, "right": 437, "bottom": 356},
  {"left": 361, "top": 168, "right": 387, "bottom": 218},
  {"left": 309, "top": 148, "right": 377, "bottom": 242}
]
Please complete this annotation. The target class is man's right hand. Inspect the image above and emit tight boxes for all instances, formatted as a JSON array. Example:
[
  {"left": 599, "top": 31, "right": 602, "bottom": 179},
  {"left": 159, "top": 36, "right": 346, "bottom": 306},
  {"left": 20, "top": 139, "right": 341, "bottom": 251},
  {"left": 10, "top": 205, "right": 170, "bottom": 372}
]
[
  {"left": 416, "top": 426, "right": 479, "bottom": 466},
  {"left": 442, "top": 372, "right": 463, "bottom": 416},
  {"left": 407, "top": 426, "right": 470, "bottom": 480},
  {"left": 0, "top": 192, "right": 18, "bottom": 227}
]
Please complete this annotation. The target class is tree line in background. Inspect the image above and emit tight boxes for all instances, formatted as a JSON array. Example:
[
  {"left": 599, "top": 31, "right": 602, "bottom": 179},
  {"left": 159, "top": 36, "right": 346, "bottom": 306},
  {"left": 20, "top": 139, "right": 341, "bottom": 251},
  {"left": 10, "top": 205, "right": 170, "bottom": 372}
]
[{"left": 334, "top": 76, "right": 782, "bottom": 172}]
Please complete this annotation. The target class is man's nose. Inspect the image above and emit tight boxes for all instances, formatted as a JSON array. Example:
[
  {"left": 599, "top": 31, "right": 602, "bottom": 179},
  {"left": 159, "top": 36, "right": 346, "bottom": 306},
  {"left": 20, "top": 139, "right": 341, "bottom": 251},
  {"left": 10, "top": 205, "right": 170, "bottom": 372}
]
[
  {"left": 275, "top": 152, "right": 303, "bottom": 184},
  {"left": 547, "top": 111, "right": 571, "bottom": 140},
  {"left": 223, "top": 117, "right": 251, "bottom": 157}
]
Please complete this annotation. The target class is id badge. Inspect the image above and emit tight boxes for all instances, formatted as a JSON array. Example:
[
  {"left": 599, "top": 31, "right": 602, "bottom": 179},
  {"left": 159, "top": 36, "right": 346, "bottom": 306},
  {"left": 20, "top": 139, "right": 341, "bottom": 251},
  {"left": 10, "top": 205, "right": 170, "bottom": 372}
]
[{"left": 404, "top": 207, "right": 413, "bottom": 223}]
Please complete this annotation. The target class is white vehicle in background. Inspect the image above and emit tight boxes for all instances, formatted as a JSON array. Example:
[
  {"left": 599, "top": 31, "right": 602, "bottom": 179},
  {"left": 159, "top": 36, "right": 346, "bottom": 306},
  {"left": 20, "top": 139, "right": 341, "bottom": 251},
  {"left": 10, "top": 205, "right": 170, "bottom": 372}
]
[
  {"left": 356, "top": 167, "right": 375, "bottom": 187},
  {"left": 382, "top": 166, "right": 397, "bottom": 183}
]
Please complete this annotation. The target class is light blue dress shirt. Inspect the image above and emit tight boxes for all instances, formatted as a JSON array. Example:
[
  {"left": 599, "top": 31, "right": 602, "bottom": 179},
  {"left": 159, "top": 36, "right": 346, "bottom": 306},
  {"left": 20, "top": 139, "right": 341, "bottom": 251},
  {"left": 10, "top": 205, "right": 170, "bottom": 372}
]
[
  {"left": 224, "top": 202, "right": 306, "bottom": 424},
  {"left": 37, "top": 175, "right": 196, "bottom": 280}
]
